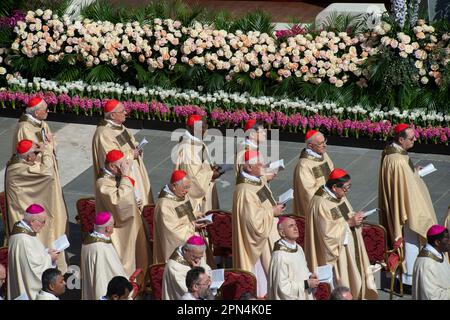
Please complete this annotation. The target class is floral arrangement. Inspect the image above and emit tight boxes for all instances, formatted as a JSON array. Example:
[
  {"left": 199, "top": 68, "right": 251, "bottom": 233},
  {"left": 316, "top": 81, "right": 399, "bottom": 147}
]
[{"left": 1, "top": 77, "right": 448, "bottom": 145}]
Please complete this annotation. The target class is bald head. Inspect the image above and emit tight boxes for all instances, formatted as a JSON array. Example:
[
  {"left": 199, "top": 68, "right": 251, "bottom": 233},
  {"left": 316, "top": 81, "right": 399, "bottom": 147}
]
[{"left": 277, "top": 217, "right": 299, "bottom": 242}]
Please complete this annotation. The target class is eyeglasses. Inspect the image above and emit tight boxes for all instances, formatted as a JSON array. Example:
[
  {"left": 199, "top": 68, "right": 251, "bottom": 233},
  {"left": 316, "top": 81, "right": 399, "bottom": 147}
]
[
  {"left": 313, "top": 138, "right": 327, "bottom": 146},
  {"left": 112, "top": 109, "right": 127, "bottom": 114},
  {"left": 339, "top": 184, "right": 351, "bottom": 192}
]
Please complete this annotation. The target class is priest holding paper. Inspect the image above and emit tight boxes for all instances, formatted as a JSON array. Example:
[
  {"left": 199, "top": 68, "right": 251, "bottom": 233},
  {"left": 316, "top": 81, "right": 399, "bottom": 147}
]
[
  {"left": 412, "top": 225, "right": 450, "bottom": 300},
  {"left": 378, "top": 123, "right": 437, "bottom": 288},
  {"left": 268, "top": 217, "right": 318, "bottom": 300},
  {"left": 7, "top": 204, "right": 60, "bottom": 300},
  {"left": 92, "top": 99, "right": 154, "bottom": 206},
  {"left": 95, "top": 149, "right": 149, "bottom": 277},
  {"left": 293, "top": 130, "right": 334, "bottom": 217},
  {"left": 153, "top": 170, "right": 208, "bottom": 263},
  {"left": 175, "top": 115, "right": 221, "bottom": 213},
  {"left": 308, "top": 169, "right": 378, "bottom": 300},
  {"left": 232, "top": 150, "right": 284, "bottom": 297},
  {"left": 162, "top": 236, "right": 212, "bottom": 300},
  {"left": 5, "top": 139, "right": 68, "bottom": 272},
  {"left": 81, "top": 212, "right": 127, "bottom": 300}
]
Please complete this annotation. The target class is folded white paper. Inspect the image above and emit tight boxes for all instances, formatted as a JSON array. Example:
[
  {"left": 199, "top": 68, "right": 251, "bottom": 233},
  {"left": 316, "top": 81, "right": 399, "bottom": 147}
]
[
  {"left": 278, "top": 188, "right": 294, "bottom": 205},
  {"left": 267, "top": 159, "right": 285, "bottom": 172},
  {"left": 363, "top": 208, "right": 379, "bottom": 218},
  {"left": 137, "top": 137, "right": 149, "bottom": 150},
  {"left": 15, "top": 293, "right": 29, "bottom": 300},
  {"left": 53, "top": 234, "right": 70, "bottom": 252},
  {"left": 418, "top": 163, "right": 436, "bottom": 177},
  {"left": 196, "top": 214, "right": 214, "bottom": 225},
  {"left": 317, "top": 264, "right": 333, "bottom": 283},
  {"left": 210, "top": 268, "right": 225, "bottom": 290}
]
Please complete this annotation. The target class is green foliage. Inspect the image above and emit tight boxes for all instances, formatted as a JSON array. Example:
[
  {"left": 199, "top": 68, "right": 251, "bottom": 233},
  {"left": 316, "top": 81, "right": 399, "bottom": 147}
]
[
  {"left": 8, "top": 54, "right": 50, "bottom": 77},
  {"left": 212, "top": 11, "right": 234, "bottom": 31},
  {"left": 85, "top": 64, "right": 118, "bottom": 83},
  {"left": 231, "top": 10, "right": 274, "bottom": 34},
  {"left": 142, "top": 0, "right": 207, "bottom": 25},
  {"left": 320, "top": 12, "right": 368, "bottom": 34},
  {"left": 0, "top": 0, "right": 18, "bottom": 16}
]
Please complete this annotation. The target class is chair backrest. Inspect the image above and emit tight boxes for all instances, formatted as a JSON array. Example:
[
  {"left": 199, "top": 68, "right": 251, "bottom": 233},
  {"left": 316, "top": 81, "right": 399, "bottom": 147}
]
[
  {"left": 206, "top": 210, "right": 232, "bottom": 255},
  {"left": 386, "top": 237, "right": 405, "bottom": 272},
  {"left": 218, "top": 269, "right": 257, "bottom": 300},
  {"left": 0, "top": 192, "right": 8, "bottom": 235},
  {"left": 147, "top": 263, "right": 165, "bottom": 300},
  {"left": 285, "top": 214, "right": 306, "bottom": 249},
  {"left": 361, "top": 222, "right": 388, "bottom": 265},
  {"left": 0, "top": 246, "right": 7, "bottom": 293},
  {"left": 314, "top": 282, "right": 331, "bottom": 300},
  {"left": 142, "top": 204, "right": 156, "bottom": 243},
  {"left": 75, "top": 197, "right": 96, "bottom": 235}
]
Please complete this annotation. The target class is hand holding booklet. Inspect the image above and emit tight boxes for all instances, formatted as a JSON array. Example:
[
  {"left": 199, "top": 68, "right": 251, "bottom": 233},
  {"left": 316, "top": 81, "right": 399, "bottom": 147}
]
[
  {"left": 266, "top": 159, "right": 285, "bottom": 173},
  {"left": 418, "top": 163, "right": 436, "bottom": 177},
  {"left": 196, "top": 214, "right": 214, "bottom": 225},
  {"left": 363, "top": 208, "right": 379, "bottom": 218},
  {"left": 136, "top": 137, "right": 149, "bottom": 151},
  {"left": 53, "top": 234, "right": 70, "bottom": 252},
  {"left": 278, "top": 188, "right": 294, "bottom": 205},
  {"left": 316, "top": 264, "right": 333, "bottom": 283}
]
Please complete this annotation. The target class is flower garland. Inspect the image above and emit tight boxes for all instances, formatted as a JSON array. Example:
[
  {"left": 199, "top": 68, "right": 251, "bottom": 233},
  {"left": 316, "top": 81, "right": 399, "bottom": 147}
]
[{"left": 0, "top": 89, "right": 448, "bottom": 145}]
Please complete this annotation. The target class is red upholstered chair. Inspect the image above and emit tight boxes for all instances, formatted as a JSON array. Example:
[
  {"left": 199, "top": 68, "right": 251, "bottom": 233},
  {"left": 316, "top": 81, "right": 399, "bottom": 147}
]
[
  {"left": 142, "top": 204, "right": 155, "bottom": 244},
  {"left": 0, "top": 192, "right": 8, "bottom": 246},
  {"left": 314, "top": 282, "right": 331, "bottom": 300},
  {"left": 362, "top": 222, "right": 404, "bottom": 299},
  {"left": 0, "top": 246, "right": 7, "bottom": 293},
  {"left": 285, "top": 214, "right": 306, "bottom": 249},
  {"left": 75, "top": 197, "right": 96, "bottom": 240},
  {"left": 206, "top": 210, "right": 232, "bottom": 267},
  {"left": 218, "top": 269, "right": 257, "bottom": 300},
  {"left": 129, "top": 268, "right": 143, "bottom": 299},
  {"left": 146, "top": 263, "right": 165, "bottom": 300}
]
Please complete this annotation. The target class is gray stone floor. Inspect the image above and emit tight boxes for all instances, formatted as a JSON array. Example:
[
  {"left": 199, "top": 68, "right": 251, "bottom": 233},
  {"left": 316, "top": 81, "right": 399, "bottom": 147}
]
[{"left": 0, "top": 116, "right": 449, "bottom": 300}]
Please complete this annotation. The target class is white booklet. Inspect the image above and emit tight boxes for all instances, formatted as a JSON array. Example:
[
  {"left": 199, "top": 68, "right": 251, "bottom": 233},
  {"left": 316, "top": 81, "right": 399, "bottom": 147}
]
[
  {"left": 317, "top": 264, "right": 333, "bottom": 283},
  {"left": 137, "top": 137, "right": 149, "bottom": 150},
  {"left": 266, "top": 159, "right": 285, "bottom": 173},
  {"left": 363, "top": 208, "right": 379, "bottom": 218},
  {"left": 15, "top": 293, "right": 29, "bottom": 300},
  {"left": 278, "top": 188, "right": 294, "bottom": 205},
  {"left": 418, "top": 163, "right": 437, "bottom": 177},
  {"left": 53, "top": 234, "right": 70, "bottom": 252},
  {"left": 210, "top": 268, "right": 225, "bottom": 290},
  {"left": 196, "top": 214, "right": 214, "bottom": 225}
]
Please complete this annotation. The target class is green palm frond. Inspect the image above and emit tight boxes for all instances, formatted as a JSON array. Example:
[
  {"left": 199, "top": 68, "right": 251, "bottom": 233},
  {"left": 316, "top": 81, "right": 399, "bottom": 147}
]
[
  {"left": 182, "top": 65, "right": 207, "bottom": 88},
  {"left": 80, "top": 0, "right": 119, "bottom": 23},
  {"left": 130, "top": 61, "right": 151, "bottom": 86},
  {"left": 85, "top": 64, "right": 118, "bottom": 83},
  {"left": 0, "top": 0, "right": 17, "bottom": 16},
  {"left": 212, "top": 10, "right": 233, "bottom": 32},
  {"left": 8, "top": 54, "right": 50, "bottom": 77},
  {"left": 320, "top": 12, "right": 367, "bottom": 34},
  {"left": 204, "top": 72, "right": 225, "bottom": 93},
  {"left": 232, "top": 10, "right": 274, "bottom": 34},
  {"left": 0, "top": 27, "right": 14, "bottom": 47}
]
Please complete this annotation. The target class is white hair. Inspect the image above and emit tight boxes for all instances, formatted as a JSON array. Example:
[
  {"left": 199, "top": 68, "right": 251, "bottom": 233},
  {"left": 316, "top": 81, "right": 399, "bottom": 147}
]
[
  {"left": 94, "top": 218, "right": 114, "bottom": 233},
  {"left": 183, "top": 243, "right": 206, "bottom": 252},
  {"left": 23, "top": 211, "right": 44, "bottom": 222}
]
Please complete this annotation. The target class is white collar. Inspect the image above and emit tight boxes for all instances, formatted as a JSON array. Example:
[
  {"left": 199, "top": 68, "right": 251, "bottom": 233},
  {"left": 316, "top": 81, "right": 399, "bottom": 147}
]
[
  {"left": 103, "top": 167, "right": 116, "bottom": 177},
  {"left": 280, "top": 239, "right": 297, "bottom": 250},
  {"left": 183, "top": 292, "right": 199, "bottom": 300},
  {"left": 163, "top": 185, "right": 176, "bottom": 196},
  {"left": 323, "top": 186, "right": 338, "bottom": 199},
  {"left": 244, "top": 139, "right": 258, "bottom": 149},
  {"left": 19, "top": 220, "right": 34, "bottom": 232},
  {"left": 424, "top": 244, "right": 443, "bottom": 260},
  {"left": 105, "top": 119, "right": 122, "bottom": 128},
  {"left": 305, "top": 148, "right": 322, "bottom": 158},
  {"left": 38, "top": 290, "right": 59, "bottom": 300},
  {"left": 100, "top": 296, "right": 109, "bottom": 300},
  {"left": 184, "top": 130, "right": 202, "bottom": 143},
  {"left": 391, "top": 142, "right": 405, "bottom": 151},
  {"left": 241, "top": 171, "right": 261, "bottom": 182},
  {"left": 25, "top": 113, "right": 42, "bottom": 125},
  {"left": 91, "top": 231, "right": 111, "bottom": 241}
]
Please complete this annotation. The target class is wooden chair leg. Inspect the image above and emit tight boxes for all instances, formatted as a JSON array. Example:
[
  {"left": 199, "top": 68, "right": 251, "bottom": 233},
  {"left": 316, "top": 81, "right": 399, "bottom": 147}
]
[
  {"left": 389, "top": 271, "right": 395, "bottom": 300},
  {"left": 221, "top": 256, "right": 226, "bottom": 269},
  {"left": 398, "top": 270, "right": 404, "bottom": 297}
]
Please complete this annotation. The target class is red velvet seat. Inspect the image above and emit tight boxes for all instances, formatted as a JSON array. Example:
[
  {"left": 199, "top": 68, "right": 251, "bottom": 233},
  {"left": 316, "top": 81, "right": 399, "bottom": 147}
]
[
  {"left": 314, "top": 282, "right": 331, "bottom": 300},
  {"left": 142, "top": 204, "right": 155, "bottom": 244},
  {"left": 75, "top": 197, "right": 96, "bottom": 240},
  {"left": 362, "top": 222, "right": 404, "bottom": 299},
  {"left": 284, "top": 214, "right": 306, "bottom": 249},
  {"left": 129, "top": 268, "right": 143, "bottom": 299},
  {"left": 0, "top": 192, "right": 8, "bottom": 244},
  {"left": 0, "top": 246, "right": 7, "bottom": 293},
  {"left": 218, "top": 269, "right": 257, "bottom": 300},
  {"left": 146, "top": 263, "right": 165, "bottom": 300},
  {"left": 206, "top": 210, "right": 232, "bottom": 267}
]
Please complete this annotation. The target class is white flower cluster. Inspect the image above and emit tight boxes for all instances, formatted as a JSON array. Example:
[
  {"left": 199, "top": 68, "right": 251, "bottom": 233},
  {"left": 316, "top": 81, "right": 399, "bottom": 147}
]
[
  {"left": 0, "top": 48, "right": 7, "bottom": 75},
  {"left": 6, "top": 75, "right": 449, "bottom": 123}
]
